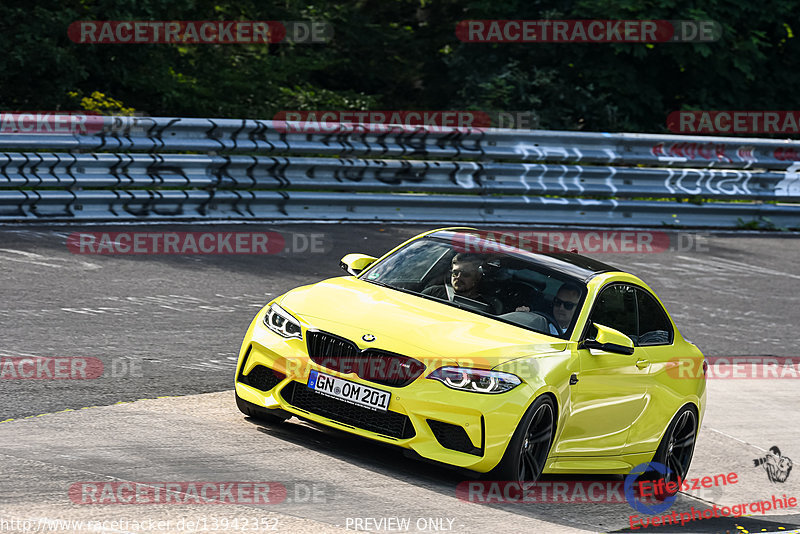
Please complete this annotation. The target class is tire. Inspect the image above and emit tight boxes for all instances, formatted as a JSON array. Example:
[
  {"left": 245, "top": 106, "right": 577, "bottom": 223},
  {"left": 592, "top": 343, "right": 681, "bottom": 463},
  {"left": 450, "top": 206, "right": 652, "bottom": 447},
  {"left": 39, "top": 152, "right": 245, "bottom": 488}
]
[
  {"left": 488, "top": 395, "right": 555, "bottom": 483},
  {"left": 645, "top": 404, "right": 698, "bottom": 500},
  {"left": 235, "top": 392, "right": 291, "bottom": 425}
]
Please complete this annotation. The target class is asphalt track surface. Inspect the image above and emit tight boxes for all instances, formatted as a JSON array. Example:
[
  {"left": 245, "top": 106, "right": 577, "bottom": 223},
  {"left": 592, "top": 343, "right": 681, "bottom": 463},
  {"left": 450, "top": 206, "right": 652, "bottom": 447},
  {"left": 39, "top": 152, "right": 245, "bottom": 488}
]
[{"left": 1, "top": 223, "right": 799, "bottom": 533}]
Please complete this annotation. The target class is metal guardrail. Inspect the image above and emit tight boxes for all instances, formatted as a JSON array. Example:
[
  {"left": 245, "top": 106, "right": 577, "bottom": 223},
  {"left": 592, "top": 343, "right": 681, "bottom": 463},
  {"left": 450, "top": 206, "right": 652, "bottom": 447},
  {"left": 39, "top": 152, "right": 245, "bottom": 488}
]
[{"left": 1, "top": 116, "right": 799, "bottom": 227}]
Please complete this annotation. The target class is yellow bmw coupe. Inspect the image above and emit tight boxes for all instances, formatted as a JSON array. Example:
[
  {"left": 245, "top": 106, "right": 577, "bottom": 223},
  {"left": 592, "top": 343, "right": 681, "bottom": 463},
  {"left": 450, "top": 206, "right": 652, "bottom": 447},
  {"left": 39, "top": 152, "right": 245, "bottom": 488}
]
[{"left": 235, "top": 228, "right": 706, "bottom": 485}]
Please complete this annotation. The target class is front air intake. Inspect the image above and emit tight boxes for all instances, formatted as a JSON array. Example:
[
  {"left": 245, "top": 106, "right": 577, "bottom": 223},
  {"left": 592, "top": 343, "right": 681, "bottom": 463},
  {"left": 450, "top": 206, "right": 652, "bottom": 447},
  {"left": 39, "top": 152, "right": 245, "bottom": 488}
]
[
  {"left": 241, "top": 365, "right": 285, "bottom": 392},
  {"left": 427, "top": 419, "right": 483, "bottom": 456}
]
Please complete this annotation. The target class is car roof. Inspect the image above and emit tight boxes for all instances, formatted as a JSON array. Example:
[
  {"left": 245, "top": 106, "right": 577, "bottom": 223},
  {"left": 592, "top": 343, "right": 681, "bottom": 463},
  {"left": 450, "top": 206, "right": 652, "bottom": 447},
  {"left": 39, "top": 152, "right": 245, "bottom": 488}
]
[{"left": 426, "top": 229, "right": 625, "bottom": 282}]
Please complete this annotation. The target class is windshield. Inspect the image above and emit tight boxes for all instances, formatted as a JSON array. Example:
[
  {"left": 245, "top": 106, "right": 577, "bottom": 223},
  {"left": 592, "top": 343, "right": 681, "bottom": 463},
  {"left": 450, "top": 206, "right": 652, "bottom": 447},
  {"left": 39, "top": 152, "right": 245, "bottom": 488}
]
[{"left": 361, "top": 235, "right": 587, "bottom": 338}]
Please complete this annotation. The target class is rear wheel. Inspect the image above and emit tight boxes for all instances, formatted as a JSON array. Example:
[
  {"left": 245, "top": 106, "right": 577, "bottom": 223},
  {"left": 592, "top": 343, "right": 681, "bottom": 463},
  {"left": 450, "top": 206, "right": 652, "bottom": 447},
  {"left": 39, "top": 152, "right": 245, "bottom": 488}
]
[
  {"left": 488, "top": 395, "right": 555, "bottom": 483},
  {"left": 235, "top": 392, "right": 291, "bottom": 425},
  {"left": 647, "top": 405, "right": 698, "bottom": 499}
]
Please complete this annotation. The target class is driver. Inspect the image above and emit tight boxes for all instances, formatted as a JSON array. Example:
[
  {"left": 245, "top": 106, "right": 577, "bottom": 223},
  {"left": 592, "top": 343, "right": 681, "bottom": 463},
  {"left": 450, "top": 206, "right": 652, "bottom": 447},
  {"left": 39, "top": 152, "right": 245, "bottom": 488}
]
[{"left": 423, "top": 253, "right": 494, "bottom": 306}]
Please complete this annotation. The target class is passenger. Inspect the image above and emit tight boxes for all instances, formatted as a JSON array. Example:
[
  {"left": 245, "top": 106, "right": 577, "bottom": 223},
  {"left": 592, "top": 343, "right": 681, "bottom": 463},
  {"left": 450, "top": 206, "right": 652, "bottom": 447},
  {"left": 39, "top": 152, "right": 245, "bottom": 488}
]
[
  {"left": 515, "top": 282, "right": 581, "bottom": 335},
  {"left": 552, "top": 283, "right": 581, "bottom": 334}
]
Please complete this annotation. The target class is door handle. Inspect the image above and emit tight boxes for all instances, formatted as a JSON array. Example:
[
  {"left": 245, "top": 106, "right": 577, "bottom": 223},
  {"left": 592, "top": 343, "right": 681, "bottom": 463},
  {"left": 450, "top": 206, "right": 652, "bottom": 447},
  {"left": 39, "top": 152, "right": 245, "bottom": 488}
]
[{"left": 635, "top": 359, "right": 649, "bottom": 369}]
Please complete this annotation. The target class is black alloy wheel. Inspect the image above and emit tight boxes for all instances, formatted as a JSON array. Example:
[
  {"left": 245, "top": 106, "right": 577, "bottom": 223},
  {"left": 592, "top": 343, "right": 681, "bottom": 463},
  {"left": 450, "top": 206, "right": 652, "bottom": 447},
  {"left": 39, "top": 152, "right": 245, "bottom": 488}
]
[
  {"left": 519, "top": 401, "right": 556, "bottom": 481},
  {"left": 489, "top": 395, "right": 556, "bottom": 483},
  {"left": 649, "top": 405, "right": 698, "bottom": 499}
]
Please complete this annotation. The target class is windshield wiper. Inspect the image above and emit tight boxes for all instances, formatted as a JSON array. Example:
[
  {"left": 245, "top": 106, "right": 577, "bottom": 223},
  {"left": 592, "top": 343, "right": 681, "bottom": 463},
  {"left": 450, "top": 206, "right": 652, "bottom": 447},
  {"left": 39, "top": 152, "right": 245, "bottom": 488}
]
[
  {"left": 363, "top": 279, "right": 391, "bottom": 288},
  {"left": 362, "top": 279, "right": 418, "bottom": 297}
]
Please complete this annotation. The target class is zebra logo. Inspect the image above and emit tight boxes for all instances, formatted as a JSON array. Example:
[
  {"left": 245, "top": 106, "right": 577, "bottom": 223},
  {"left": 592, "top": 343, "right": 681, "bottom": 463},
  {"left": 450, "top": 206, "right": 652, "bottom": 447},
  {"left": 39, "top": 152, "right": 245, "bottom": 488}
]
[{"left": 753, "top": 446, "right": 793, "bottom": 483}]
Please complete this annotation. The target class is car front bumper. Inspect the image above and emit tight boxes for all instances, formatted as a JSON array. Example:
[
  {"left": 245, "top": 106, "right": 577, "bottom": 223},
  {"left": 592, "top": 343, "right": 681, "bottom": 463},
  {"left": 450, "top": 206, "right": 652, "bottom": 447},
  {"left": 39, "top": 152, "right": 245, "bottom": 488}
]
[{"left": 235, "top": 308, "right": 536, "bottom": 473}]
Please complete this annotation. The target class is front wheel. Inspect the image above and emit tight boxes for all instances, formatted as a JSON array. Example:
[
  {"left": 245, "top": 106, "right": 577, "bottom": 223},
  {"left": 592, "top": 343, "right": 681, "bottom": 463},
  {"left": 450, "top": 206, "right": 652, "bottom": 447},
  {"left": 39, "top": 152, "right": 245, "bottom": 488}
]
[{"left": 488, "top": 395, "right": 555, "bottom": 483}]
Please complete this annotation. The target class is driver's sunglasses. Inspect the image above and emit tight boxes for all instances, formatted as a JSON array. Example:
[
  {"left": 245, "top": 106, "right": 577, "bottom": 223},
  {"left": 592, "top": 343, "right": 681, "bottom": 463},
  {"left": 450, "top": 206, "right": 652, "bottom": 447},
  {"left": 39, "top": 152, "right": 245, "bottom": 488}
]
[
  {"left": 451, "top": 269, "right": 476, "bottom": 278},
  {"left": 554, "top": 297, "right": 578, "bottom": 310}
]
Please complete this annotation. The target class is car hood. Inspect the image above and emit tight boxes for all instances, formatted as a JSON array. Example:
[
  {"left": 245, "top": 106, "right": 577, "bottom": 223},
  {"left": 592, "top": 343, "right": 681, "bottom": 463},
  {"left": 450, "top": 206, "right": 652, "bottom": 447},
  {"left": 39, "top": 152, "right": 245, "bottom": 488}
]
[{"left": 278, "top": 276, "right": 567, "bottom": 368}]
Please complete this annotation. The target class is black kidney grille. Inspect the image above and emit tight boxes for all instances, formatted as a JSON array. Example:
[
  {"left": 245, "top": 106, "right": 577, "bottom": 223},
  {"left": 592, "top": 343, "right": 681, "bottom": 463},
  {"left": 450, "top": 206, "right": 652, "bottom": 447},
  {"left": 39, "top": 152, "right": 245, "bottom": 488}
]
[
  {"left": 306, "top": 331, "right": 425, "bottom": 387},
  {"left": 279, "top": 381, "right": 415, "bottom": 439},
  {"left": 307, "top": 331, "right": 358, "bottom": 359}
]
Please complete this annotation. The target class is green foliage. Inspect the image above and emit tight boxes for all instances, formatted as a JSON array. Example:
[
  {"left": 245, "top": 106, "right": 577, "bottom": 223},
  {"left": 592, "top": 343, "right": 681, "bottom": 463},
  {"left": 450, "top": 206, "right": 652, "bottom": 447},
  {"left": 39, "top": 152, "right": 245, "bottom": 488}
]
[
  {"left": 0, "top": 0, "right": 798, "bottom": 132},
  {"left": 441, "top": 0, "right": 800, "bottom": 132},
  {"left": 68, "top": 91, "right": 136, "bottom": 115},
  {"left": 735, "top": 217, "right": 787, "bottom": 231}
]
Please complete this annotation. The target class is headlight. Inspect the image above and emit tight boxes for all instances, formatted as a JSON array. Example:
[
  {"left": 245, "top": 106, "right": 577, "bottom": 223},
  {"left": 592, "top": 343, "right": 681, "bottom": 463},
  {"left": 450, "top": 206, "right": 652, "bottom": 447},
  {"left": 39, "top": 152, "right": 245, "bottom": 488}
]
[
  {"left": 427, "top": 367, "right": 521, "bottom": 394},
  {"left": 263, "top": 304, "right": 303, "bottom": 339}
]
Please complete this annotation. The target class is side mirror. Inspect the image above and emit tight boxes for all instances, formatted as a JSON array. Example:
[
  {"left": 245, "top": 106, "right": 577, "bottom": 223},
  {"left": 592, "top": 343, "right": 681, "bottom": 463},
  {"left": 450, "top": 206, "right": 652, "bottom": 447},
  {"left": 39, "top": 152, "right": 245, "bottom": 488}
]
[
  {"left": 340, "top": 253, "right": 377, "bottom": 276},
  {"left": 581, "top": 323, "right": 635, "bottom": 355}
]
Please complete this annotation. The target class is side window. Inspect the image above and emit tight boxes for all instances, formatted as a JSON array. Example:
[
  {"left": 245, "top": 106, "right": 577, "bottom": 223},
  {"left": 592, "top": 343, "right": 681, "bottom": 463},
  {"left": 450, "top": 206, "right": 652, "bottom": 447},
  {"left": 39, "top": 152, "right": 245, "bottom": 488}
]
[
  {"left": 590, "top": 285, "right": 638, "bottom": 343},
  {"left": 635, "top": 289, "right": 674, "bottom": 346}
]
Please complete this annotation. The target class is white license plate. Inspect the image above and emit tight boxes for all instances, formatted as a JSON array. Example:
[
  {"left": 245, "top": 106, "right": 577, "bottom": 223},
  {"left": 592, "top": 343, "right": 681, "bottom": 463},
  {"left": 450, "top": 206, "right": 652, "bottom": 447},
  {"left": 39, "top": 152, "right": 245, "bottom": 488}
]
[{"left": 307, "top": 370, "right": 391, "bottom": 412}]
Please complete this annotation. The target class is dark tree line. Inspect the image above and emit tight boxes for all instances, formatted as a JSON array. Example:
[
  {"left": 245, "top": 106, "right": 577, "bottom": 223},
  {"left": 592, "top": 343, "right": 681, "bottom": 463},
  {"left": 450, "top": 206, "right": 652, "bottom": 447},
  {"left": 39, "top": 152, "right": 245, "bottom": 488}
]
[{"left": 1, "top": 0, "right": 797, "bottom": 133}]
